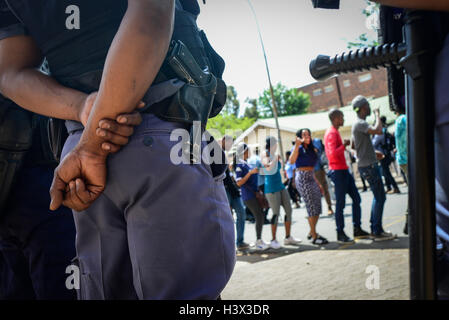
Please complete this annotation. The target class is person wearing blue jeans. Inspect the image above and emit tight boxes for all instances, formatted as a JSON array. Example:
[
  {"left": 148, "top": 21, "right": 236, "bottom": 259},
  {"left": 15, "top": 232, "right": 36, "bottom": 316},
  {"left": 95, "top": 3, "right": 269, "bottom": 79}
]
[
  {"left": 325, "top": 109, "right": 369, "bottom": 244},
  {"left": 351, "top": 95, "right": 396, "bottom": 241},
  {"left": 225, "top": 190, "right": 247, "bottom": 249},
  {"left": 328, "top": 169, "right": 365, "bottom": 238},
  {"left": 221, "top": 136, "right": 248, "bottom": 250},
  {"left": 358, "top": 164, "right": 387, "bottom": 235}
]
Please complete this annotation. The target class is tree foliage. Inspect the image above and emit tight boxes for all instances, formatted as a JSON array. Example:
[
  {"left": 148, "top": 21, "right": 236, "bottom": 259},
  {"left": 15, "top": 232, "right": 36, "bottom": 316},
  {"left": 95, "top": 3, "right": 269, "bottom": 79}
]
[
  {"left": 206, "top": 113, "right": 256, "bottom": 139},
  {"left": 222, "top": 85, "right": 240, "bottom": 117},
  {"left": 243, "top": 98, "right": 260, "bottom": 120},
  {"left": 347, "top": 1, "right": 380, "bottom": 49},
  {"left": 257, "top": 83, "right": 310, "bottom": 118}
]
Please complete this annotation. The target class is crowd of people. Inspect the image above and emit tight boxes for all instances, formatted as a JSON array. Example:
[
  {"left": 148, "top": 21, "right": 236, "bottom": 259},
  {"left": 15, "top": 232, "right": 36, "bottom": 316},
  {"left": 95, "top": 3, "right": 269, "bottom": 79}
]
[{"left": 223, "top": 95, "right": 407, "bottom": 250}]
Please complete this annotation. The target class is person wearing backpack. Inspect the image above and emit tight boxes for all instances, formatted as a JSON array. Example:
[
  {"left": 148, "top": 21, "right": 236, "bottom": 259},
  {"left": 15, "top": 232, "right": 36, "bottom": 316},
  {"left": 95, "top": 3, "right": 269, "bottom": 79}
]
[{"left": 372, "top": 116, "right": 401, "bottom": 194}]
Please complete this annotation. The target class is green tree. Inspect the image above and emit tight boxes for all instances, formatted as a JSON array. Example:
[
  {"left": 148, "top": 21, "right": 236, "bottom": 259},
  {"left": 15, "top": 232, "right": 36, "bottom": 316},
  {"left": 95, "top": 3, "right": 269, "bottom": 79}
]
[
  {"left": 222, "top": 85, "right": 240, "bottom": 117},
  {"left": 206, "top": 113, "right": 256, "bottom": 139},
  {"left": 347, "top": 1, "right": 380, "bottom": 49},
  {"left": 257, "top": 83, "right": 310, "bottom": 118},
  {"left": 243, "top": 98, "right": 260, "bottom": 120}
]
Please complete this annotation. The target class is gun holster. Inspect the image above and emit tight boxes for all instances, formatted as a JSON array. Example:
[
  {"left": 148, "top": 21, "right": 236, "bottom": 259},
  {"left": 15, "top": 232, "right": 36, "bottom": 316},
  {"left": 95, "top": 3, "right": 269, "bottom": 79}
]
[
  {"left": 148, "top": 75, "right": 217, "bottom": 163},
  {"left": 149, "top": 75, "right": 217, "bottom": 125},
  {"left": 0, "top": 104, "right": 34, "bottom": 213}
]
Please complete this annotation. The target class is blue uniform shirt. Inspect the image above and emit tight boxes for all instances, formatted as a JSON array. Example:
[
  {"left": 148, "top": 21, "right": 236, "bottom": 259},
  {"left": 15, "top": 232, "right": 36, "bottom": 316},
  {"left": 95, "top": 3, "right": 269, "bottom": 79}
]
[
  {"left": 247, "top": 155, "right": 264, "bottom": 187},
  {"left": 235, "top": 161, "right": 258, "bottom": 202}
]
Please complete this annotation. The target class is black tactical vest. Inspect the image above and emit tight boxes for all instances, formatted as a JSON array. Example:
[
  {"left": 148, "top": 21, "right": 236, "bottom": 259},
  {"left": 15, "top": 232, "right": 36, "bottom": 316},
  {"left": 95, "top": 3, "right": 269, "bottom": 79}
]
[
  {"left": 5, "top": 0, "right": 226, "bottom": 117},
  {"left": 0, "top": 95, "right": 58, "bottom": 212}
]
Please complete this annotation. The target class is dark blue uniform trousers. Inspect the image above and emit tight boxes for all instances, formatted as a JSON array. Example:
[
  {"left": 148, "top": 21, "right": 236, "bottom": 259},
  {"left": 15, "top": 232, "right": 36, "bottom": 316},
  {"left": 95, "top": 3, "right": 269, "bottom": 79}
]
[
  {"left": 0, "top": 165, "right": 77, "bottom": 300},
  {"left": 62, "top": 114, "right": 236, "bottom": 300}
]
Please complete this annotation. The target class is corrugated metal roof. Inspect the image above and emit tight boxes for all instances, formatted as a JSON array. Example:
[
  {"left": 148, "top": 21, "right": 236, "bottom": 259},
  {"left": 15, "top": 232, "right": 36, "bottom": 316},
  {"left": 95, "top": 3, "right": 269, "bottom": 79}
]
[{"left": 235, "top": 96, "right": 397, "bottom": 144}]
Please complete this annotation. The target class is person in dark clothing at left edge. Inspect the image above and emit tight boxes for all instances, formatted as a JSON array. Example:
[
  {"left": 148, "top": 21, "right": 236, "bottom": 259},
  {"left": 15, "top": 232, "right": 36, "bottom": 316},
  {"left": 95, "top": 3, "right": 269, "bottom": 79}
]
[
  {"left": 0, "top": 108, "right": 77, "bottom": 299},
  {"left": 0, "top": 94, "right": 140, "bottom": 300}
]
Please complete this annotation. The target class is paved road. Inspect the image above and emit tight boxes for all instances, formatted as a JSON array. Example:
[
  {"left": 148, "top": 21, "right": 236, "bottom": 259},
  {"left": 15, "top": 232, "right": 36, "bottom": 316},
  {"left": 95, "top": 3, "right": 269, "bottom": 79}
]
[
  {"left": 236, "top": 182, "right": 409, "bottom": 262},
  {"left": 222, "top": 249, "right": 409, "bottom": 300},
  {"left": 221, "top": 181, "right": 410, "bottom": 299}
]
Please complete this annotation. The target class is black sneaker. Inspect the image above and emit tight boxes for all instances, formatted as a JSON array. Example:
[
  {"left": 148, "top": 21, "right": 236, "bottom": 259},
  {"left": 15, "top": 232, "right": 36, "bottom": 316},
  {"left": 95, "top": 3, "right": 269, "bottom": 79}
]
[
  {"left": 237, "top": 242, "right": 250, "bottom": 250},
  {"left": 354, "top": 227, "right": 370, "bottom": 239},
  {"left": 337, "top": 232, "right": 355, "bottom": 244},
  {"left": 371, "top": 232, "right": 396, "bottom": 241},
  {"left": 312, "top": 235, "right": 329, "bottom": 245}
]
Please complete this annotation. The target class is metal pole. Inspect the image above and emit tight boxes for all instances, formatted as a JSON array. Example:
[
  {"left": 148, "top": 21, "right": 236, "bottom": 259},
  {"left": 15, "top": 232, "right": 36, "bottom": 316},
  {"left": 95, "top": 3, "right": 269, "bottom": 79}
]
[
  {"left": 402, "top": 10, "right": 437, "bottom": 300},
  {"left": 246, "top": 0, "right": 285, "bottom": 162}
]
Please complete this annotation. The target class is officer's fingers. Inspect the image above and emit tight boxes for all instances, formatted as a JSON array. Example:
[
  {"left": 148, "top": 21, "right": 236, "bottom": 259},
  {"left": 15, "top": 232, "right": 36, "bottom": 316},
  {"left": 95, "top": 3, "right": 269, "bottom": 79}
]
[
  {"left": 66, "top": 181, "right": 85, "bottom": 210},
  {"left": 49, "top": 174, "right": 67, "bottom": 211},
  {"left": 96, "top": 128, "right": 130, "bottom": 146},
  {"left": 101, "top": 142, "right": 121, "bottom": 154},
  {"left": 98, "top": 120, "right": 134, "bottom": 137},
  {"left": 63, "top": 180, "right": 92, "bottom": 212},
  {"left": 137, "top": 101, "right": 145, "bottom": 109},
  {"left": 117, "top": 112, "right": 142, "bottom": 126},
  {"left": 75, "top": 178, "right": 94, "bottom": 204}
]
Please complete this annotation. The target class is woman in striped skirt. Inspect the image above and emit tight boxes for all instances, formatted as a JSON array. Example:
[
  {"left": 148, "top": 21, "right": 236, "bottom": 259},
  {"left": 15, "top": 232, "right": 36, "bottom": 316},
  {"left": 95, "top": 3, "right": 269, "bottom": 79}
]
[{"left": 289, "top": 129, "right": 329, "bottom": 245}]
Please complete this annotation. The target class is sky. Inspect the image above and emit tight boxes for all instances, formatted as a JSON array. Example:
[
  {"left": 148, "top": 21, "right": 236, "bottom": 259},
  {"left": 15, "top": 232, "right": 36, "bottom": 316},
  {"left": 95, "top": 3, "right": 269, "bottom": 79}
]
[{"left": 196, "top": 0, "right": 377, "bottom": 115}]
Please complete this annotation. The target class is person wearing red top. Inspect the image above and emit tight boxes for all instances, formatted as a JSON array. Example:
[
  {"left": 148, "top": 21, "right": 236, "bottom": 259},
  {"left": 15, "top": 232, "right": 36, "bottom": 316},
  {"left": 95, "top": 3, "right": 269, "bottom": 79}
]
[{"left": 324, "top": 109, "right": 369, "bottom": 244}]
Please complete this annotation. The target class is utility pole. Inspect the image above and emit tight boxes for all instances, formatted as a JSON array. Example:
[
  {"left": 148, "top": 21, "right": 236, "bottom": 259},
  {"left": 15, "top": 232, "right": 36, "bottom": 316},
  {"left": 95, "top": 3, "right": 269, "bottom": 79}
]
[{"left": 246, "top": 0, "right": 285, "bottom": 163}]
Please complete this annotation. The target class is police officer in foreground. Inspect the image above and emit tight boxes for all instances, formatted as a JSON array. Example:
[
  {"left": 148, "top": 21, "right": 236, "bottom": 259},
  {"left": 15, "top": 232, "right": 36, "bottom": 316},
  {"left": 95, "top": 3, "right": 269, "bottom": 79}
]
[
  {"left": 0, "top": 0, "right": 235, "bottom": 299},
  {"left": 372, "top": 0, "right": 449, "bottom": 299}
]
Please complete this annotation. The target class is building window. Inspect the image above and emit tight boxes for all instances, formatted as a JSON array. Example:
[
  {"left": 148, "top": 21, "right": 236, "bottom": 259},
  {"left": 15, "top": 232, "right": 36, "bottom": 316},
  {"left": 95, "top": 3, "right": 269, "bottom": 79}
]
[
  {"left": 343, "top": 79, "right": 351, "bottom": 87},
  {"left": 358, "top": 73, "right": 372, "bottom": 83},
  {"left": 324, "top": 85, "right": 334, "bottom": 93},
  {"left": 313, "top": 88, "right": 322, "bottom": 96}
]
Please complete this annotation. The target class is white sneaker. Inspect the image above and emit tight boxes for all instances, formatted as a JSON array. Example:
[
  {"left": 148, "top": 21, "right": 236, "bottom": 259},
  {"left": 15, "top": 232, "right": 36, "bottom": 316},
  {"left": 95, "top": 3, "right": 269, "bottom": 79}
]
[
  {"left": 255, "top": 239, "right": 269, "bottom": 251},
  {"left": 284, "top": 236, "right": 302, "bottom": 246},
  {"left": 270, "top": 239, "right": 281, "bottom": 249}
]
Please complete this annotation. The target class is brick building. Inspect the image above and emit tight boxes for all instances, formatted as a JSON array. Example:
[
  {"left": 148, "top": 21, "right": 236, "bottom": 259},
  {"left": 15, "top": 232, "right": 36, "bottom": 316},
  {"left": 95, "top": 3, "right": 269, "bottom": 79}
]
[{"left": 299, "top": 68, "right": 388, "bottom": 113}]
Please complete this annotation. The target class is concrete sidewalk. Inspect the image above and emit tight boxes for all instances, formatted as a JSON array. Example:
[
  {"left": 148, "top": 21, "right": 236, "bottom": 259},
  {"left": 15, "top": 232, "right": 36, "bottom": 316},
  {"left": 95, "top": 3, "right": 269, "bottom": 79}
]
[{"left": 222, "top": 249, "right": 409, "bottom": 300}]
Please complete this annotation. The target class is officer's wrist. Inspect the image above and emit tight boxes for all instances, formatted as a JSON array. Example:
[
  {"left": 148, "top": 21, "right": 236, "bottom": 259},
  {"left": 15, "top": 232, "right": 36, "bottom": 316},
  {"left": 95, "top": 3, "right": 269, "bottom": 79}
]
[{"left": 76, "top": 131, "right": 109, "bottom": 160}]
